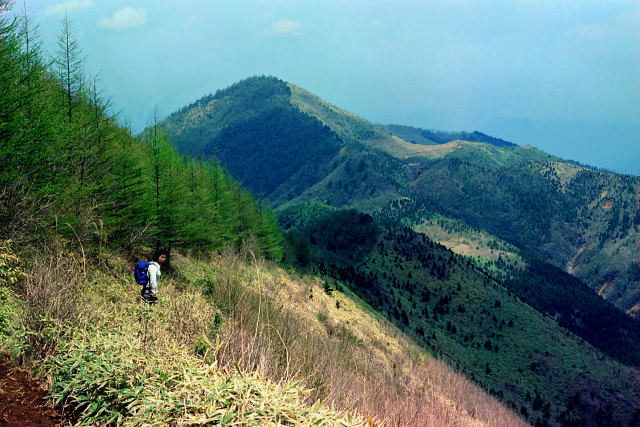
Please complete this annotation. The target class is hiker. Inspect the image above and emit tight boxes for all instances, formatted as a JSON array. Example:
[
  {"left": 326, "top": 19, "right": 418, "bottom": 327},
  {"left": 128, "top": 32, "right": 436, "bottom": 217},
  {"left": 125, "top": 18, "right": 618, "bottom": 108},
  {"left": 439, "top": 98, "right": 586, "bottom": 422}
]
[{"left": 135, "top": 248, "right": 169, "bottom": 304}]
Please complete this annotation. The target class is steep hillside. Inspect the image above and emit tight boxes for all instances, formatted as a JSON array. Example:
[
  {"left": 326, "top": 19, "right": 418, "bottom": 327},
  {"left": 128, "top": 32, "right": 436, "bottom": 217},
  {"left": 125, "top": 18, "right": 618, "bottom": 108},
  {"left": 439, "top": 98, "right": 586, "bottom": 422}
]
[
  {"left": 160, "top": 76, "right": 640, "bottom": 425},
  {"left": 0, "top": 9, "right": 526, "bottom": 424},
  {"left": 0, "top": 15, "right": 368, "bottom": 425},
  {"left": 287, "top": 82, "right": 639, "bottom": 316},
  {"left": 163, "top": 77, "right": 408, "bottom": 208},
  {"left": 279, "top": 204, "right": 640, "bottom": 426},
  {"left": 406, "top": 159, "right": 639, "bottom": 314},
  {"left": 0, "top": 240, "right": 528, "bottom": 426},
  {"left": 159, "top": 76, "right": 639, "bottom": 318},
  {"left": 381, "top": 198, "right": 640, "bottom": 364},
  {"left": 4, "top": 3, "right": 633, "bottom": 424}
]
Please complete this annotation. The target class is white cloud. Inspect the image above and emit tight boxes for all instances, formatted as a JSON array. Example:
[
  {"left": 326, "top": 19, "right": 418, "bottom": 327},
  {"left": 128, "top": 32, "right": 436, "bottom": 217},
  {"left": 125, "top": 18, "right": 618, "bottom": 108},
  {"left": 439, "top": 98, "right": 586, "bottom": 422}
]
[
  {"left": 263, "top": 18, "right": 303, "bottom": 37},
  {"left": 99, "top": 7, "right": 146, "bottom": 30},
  {"left": 43, "top": 0, "right": 94, "bottom": 16}
]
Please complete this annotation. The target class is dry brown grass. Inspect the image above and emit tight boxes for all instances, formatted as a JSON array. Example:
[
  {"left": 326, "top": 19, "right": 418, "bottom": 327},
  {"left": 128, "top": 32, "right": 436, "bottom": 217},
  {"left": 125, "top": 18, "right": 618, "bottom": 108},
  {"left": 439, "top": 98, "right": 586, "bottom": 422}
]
[
  {"left": 15, "top": 246, "right": 87, "bottom": 360},
  {"left": 4, "top": 241, "right": 528, "bottom": 426},
  {"left": 172, "top": 251, "right": 528, "bottom": 427},
  {"left": 364, "top": 137, "right": 461, "bottom": 161},
  {"left": 4, "top": 244, "right": 365, "bottom": 425}
]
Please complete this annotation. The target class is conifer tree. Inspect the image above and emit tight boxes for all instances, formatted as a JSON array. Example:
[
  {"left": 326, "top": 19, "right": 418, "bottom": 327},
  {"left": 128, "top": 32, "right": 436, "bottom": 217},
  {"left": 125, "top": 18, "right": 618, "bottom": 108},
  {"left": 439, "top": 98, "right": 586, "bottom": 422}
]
[
  {"left": 209, "top": 161, "right": 240, "bottom": 247},
  {"left": 55, "top": 13, "right": 83, "bottom": 123},
  {"left": 1, "top": 1, "right": 284, "bottom": 257},
  {"left": 181, "top": 159, "right": 221, "bottom": 249},
  {"left": 158, "top": 140, "right": 187, "bottom": 251},
  {"left": 1, "top": 2, "right": 53, "bottom": 185},
  {"left": 0, "top": 0, "right": 26, "bottom": 197},
  {"left": 0, "top": 3, "right": 23, "bottom": 181}
]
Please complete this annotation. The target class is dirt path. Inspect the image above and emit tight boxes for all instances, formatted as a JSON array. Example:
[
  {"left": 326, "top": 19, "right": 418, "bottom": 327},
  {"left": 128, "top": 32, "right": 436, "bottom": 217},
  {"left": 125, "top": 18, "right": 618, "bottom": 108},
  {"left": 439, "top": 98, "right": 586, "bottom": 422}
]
[{"left": 0, "top": 355, "right": 60, "bottom": 427}]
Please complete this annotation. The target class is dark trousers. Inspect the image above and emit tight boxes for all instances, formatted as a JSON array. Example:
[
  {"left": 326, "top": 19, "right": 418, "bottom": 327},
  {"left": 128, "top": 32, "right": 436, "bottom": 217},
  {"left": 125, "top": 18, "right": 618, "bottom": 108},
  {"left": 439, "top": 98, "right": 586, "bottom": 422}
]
[{"left": 141, "top": 286, "right": 157, "bottom": 304}]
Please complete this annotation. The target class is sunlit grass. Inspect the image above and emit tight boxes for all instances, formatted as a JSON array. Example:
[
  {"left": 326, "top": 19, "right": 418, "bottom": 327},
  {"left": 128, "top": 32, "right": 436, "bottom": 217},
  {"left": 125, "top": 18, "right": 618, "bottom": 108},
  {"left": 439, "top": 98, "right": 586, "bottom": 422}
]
[{"left": 0, "top": 241, "right": 526, "bottom": 426}]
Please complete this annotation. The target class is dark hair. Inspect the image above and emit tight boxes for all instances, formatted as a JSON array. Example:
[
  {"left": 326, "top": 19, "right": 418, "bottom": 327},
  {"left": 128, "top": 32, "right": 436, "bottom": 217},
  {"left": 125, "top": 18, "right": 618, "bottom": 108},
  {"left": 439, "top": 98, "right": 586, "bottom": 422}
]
[{"left": 152, "top": 248, "right": 169, "bottom": 263}]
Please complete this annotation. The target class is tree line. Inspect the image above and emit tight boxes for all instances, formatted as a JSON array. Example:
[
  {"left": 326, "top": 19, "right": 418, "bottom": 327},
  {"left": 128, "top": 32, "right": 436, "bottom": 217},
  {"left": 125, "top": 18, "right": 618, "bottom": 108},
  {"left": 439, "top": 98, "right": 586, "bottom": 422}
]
[{"left": 0, "top": 2, "right": 281, "bottom": 259}]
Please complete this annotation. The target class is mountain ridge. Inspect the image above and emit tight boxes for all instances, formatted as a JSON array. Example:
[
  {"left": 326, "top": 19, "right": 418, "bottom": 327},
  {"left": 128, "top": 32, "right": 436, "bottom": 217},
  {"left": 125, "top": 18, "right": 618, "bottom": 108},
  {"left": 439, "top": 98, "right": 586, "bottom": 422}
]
[
  {"left": 156, "top": 75, "right": 640, "bottom": 426},
  {"left": 379, "top": 124, "right": 518, "bottom": 147},
  {"left": 158, "top": 76, "right": 639, "bottom": 319}
]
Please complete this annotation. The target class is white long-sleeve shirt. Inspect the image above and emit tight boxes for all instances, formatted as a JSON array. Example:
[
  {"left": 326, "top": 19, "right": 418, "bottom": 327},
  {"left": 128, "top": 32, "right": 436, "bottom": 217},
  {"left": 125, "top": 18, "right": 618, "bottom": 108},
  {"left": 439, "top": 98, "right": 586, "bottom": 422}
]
[{"left": 148, "top": 261, "right": 161, "bottom": 294}]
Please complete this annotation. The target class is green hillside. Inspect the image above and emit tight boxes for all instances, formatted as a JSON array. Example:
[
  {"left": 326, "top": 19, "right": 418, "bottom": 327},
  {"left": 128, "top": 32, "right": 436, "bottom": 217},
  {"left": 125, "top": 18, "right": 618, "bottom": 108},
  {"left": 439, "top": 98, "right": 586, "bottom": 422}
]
[
  {"left": 163, "top": 77, "right": 344, "bottom": 199},
  {"left": 289, "top": 83, "right": 389, "bottom": 144},
  {"left": 379, "top": 197, "right": 640, "bottom": 365},
  {"left": 0, "top": 8, "right": 535, "bottom": 425},
  {"left": 287, "top": 80, "right": 638, "bottom": 316},
  {"left": 159, "top": 76, "right": 639, "bottom": 319},
  {"left": 406, "top": 158, "right": 639, "bottom": 313},
  {"left": 159, "top": 76, "right": 640, "bottom": 425},
  {"left": 279, "top": 204, "right": 640, "bottom": 426}
]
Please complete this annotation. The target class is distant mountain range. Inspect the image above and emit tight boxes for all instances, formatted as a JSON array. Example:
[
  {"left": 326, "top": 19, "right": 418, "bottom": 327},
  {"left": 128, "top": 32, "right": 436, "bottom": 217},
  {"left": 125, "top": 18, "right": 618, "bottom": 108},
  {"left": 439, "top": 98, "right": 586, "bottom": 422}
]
[{"left": 154, "top": 75, "right": 640, "bottom": 426}]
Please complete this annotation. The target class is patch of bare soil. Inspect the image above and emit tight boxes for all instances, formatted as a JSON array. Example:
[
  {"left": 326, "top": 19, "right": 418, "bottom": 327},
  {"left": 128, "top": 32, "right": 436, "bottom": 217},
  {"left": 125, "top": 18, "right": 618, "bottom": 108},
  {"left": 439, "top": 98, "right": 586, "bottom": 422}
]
[
  {"left": 602, "top": 198, "right": 615, "bottom": 209},
  {"left": 628, "top": 300, "right": 640, "bottom": 319},
  {"left": 0, "top": 355, "right": 60, "bottom": 427}
]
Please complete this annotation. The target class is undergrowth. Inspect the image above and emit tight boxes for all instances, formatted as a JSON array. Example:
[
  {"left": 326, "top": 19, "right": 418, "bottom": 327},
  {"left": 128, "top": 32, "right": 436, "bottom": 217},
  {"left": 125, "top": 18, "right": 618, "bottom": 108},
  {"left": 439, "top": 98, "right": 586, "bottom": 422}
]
[
  {"left": 0, "top": 240, "right": 526, "bottom": 426},
  {"left": 43, "top": 323, "right": 356, "bottom": 425}
]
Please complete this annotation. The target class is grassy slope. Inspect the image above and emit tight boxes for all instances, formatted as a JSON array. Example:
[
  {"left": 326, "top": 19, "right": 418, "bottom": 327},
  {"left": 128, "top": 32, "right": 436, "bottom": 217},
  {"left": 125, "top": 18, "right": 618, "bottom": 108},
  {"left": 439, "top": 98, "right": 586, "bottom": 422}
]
[
  {"left": 289, "top": 84, "right": 554, "bottom": 168},
  {"left": 365, "top": 137, "right": 557, "bottom": 166},
  {"left": 288, "top": 84, "right": 387, "bottom": 145},
  {"left": 376, "top": 124, "right": 441, "bottom": 145},
  {"left": 284, "top": 84, "right": 408, "bottom": 211},
  {"left": 411, "top": 213, "right": 525, "bottom": 280},
  {"left": 378, "top": 124, "right": 517, "bottom": 148},
  {"left": 0, "top": 242, "right": 526, "bottom": 426}
]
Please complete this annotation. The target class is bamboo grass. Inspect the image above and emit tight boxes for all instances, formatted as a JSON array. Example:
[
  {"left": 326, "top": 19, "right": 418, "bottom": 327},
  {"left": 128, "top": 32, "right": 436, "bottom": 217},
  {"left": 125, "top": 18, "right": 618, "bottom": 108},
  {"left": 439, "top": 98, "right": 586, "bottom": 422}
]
[{"left": 41, "top": 283, "right": 365, "bottom": 426}]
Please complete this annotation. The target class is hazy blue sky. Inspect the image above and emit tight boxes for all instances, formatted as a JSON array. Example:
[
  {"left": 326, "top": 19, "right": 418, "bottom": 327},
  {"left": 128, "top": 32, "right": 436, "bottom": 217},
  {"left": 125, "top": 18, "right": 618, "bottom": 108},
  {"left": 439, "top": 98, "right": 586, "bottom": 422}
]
[{"left": 20, "top": 0, "right": 640, "bottom": 174}]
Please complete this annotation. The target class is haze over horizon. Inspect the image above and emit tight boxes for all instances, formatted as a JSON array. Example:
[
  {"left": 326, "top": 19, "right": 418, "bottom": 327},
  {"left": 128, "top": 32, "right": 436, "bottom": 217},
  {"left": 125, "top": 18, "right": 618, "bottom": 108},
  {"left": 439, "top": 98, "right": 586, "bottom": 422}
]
[{"left": 22, "top": 0, "right": 640, "bottom": 175}]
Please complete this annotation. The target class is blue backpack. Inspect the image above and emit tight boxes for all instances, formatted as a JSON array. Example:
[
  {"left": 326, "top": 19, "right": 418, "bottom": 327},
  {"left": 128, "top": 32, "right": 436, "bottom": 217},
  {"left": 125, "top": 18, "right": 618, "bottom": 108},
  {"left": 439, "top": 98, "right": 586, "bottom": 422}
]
[{"left": 134, "top": 261, "right": 152, "bottom": 286}]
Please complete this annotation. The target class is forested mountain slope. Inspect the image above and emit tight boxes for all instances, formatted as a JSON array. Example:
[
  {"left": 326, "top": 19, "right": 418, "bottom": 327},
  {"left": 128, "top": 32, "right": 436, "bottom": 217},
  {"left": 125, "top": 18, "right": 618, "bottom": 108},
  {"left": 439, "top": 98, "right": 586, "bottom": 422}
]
[
  {"left": 0, "top": 8, "right": 527, "bottom": 425},
  {"left": 162, "top": 77, "right": 344, "bottom": 202},
  {"left": 1, "top": 42, "right": 281, "bottom": 259},
  {"left": 160, "top": 76, "right": 639, "bottom": 318},
  {"left": 290, "top": 83, "right": 639, "bottom": 317},
  {"left": 159, "top": 76, "right": 640, "bottom": 425},
  {"left": 279, "top": 204, "right": 640, "bottom": 426}
]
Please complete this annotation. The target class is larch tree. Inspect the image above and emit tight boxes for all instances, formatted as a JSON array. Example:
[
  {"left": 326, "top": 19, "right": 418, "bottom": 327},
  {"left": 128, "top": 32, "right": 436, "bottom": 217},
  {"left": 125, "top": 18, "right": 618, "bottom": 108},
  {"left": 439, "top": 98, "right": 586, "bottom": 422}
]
[{"left": 55, "top": 12, "right": 83, "bottom": 123}]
